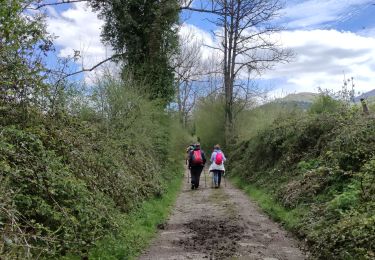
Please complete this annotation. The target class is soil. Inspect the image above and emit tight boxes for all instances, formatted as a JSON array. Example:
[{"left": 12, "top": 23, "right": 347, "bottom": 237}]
[{"left": 139, "top": 167, "right": 307, "bottom": 260}]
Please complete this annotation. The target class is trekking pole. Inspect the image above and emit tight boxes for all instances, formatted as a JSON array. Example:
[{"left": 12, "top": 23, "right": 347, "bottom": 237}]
[
  {"left": 204, "top": 168, "right": 207, "bottom": 188},
  {"left": 224, "top": 172, "right": 226, "bottom": 187}
]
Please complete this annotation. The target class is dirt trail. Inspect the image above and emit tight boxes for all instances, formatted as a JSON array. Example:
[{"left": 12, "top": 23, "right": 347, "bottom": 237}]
[{"left": 139, "top": 167, "right": 307, "bottom": 260}]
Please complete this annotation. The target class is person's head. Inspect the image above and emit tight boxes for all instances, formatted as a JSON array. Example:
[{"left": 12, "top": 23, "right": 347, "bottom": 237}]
[
  {"left": 214, "top": 144, "right": 221, "bottom": 150},
  {"left": 195, "top": 143, "right": 201, "bottom": 149}
]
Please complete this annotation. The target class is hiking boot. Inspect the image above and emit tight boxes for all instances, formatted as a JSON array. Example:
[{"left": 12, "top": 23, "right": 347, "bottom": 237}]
[{"left": 191, "top": 184, "right": 195, "bottom": 190}]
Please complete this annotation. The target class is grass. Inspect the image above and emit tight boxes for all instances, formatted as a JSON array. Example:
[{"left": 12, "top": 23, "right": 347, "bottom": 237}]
[
  {"left": 230, "top": 176, "right": 306, "bottom": 231},
  {"left": 64, "top": 168, "right": 184, "bottom": 260}
]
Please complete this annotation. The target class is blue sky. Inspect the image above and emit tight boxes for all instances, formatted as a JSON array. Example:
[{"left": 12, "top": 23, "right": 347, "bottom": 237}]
[{"left": 45, "top": 0, "right": 375, "bottom": 97}]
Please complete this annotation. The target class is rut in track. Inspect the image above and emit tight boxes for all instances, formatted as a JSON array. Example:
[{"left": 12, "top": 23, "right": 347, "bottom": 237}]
[{"left": 139, "top": 168, "right": 307, "bottom": 260}]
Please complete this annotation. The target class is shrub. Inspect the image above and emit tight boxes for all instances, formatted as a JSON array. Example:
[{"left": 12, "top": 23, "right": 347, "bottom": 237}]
[
  {"left": 1, "top": 82, "right": 190, "bottom": 258},
  {"left": 229, "top": 103, "right": 375, "bottom": 258}
]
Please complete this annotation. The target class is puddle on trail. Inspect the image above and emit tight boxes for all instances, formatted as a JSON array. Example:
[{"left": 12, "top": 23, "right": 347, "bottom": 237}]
[{"left": 176, "top": 218, "right": 245, "bottom": 259}]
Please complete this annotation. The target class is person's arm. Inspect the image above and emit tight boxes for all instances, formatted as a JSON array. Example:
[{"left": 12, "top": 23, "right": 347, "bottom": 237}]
[
  {"left": 188, "top": 151, "right": 192, "bottom": 168},
  {"left": 222, "top": 152, "right": 227, "bottom": 162}
]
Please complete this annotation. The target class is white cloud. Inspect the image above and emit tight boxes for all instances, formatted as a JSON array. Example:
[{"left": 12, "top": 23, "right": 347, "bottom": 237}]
[
  {"left": 45, "top": 3, "right": 375, "bottom": 97},
  {"left": 264, "top": 29, "right": 375, "bottom": 95},
  {"left": 179, "top": 23, "right": 219, "bottom": 61},
  {"left": 281, "top": 0, "right": 374, "bottom": 29},
  {"left": 179, "top": 23, "right": 375, "bottom": 96},
  {"left": 46, "top": 3, "right": 116, "bottom": 82}
]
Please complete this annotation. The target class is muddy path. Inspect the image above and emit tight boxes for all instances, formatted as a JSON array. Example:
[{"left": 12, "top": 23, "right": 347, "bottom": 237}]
[{"left": 139, "top": 167, "right": 307, "bottom": 260}]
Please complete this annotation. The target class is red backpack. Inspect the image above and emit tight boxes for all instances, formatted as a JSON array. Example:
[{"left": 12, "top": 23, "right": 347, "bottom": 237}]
[
  {"left": 215, "top": 152, "right": 223, "bottom": 165},
  {"left": 191, "top": 150, "right": 203, "bottom": 165}
]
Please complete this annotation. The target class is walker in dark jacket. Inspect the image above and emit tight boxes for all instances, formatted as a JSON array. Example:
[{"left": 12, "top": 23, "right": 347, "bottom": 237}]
[{"left": 188, "top": 143, "right": 206, "bottom": 190}]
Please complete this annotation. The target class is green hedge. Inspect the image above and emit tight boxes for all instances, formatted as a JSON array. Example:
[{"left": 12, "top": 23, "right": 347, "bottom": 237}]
[
  {"left": 229, "top": 104, "right": 375, "bottom": 259},
  {"left": 1, "top": 95, "right": 189, "bottom": 258}
]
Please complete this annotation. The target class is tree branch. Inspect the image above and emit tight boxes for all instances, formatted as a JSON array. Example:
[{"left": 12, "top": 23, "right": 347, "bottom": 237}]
[
  {"left": 180, "top": 6, "right": 224, "bottom": 15},
  {"left": 29, "top": 0, "right": 89, "bottom": 10},
  {"left": 57, "top": 53, "right": 122, "bottom": 83}
]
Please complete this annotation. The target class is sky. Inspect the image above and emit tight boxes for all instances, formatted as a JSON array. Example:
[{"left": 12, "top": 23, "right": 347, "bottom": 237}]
[{"left": 44, "top": 0, "right": 375, "bottom": 98}]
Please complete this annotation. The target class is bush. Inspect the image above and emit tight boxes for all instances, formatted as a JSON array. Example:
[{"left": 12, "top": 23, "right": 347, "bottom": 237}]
[
  {"left": 229, "top": 102, "right": 375, "bottom": 259},
  {"left": 309, "top": 95, "right": 341, "bottom": 115},
  {"left": 193, "top": 95, "right": 226, "bottom": 150},
  {"left": 0, "top": 126, "right": 117, "bottom": 258},
  {"left": 1, "top": 78, "right": 190, "bottom": 258}
]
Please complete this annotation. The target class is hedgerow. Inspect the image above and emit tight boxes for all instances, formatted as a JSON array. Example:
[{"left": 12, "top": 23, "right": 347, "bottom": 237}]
[
  {"left": 229, "top": 98, "right": 375, "bottom": 259},
  {"left": 1, "top": 91, "right": 189, "bottom": 258},
  {"left": 1, "top": 1, "right": 189, "bottom": 257}
]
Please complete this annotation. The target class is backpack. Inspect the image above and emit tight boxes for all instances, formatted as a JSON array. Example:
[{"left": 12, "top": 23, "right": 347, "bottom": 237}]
[
  {"left": 215, "top": 152, "right": 223, "bottom": 165},
  {"left": 191, "top": 150, "right": 203, "bottom": 165}
]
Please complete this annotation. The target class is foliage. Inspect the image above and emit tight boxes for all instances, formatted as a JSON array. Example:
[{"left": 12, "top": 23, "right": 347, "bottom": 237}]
[
  {"left": 229, "top": 98, "right": 375, "bottom": 259},
  {"left": 0, "top": 0, "right": 53, "bottom": 108},
  {"left": 1, "top": 82, "right": 189, "bottom": 258},
  {"left": 85, "top": 166, "right": 183, "bottom": 260},
  {"left": 0, "top": 125, "right": 118, "bottom": 258},
  {"left": 308, "top": 94, "right": 341, "bottom": 114},
  {"left": 192, "top": 95, "right": 226, "bottom": 151},
  {"left": 236, "top": 101, "right": 304, "bottom": 140},
  {"left": 90, "top": 0, "right": 179, "bottom": 103},
  {"left": 0, "top": 1, "right": 189, "bottom": 258}
]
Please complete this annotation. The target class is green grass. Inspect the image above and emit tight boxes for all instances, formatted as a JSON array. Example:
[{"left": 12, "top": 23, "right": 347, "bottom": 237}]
[
  {"left": 230, "top": 176, "right": 306, "bottom": 231},
  {"left": 64, "top": 169, "right": 184, "bottom": 260}
]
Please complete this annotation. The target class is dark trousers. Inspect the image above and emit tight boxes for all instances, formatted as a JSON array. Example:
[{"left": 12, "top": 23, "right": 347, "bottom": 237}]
[{"left": 190, "top": 166, "right": 203, "bottom": 188}]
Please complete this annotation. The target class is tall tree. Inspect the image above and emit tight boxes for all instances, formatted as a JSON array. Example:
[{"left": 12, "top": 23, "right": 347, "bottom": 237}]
[
  {"left": 90, "top": 0, "right": 180, "bottom": 104},
  {"left": 186, "top": 0, "right": 291, "bottom": 146},
  {"left": 173, "top": 29, "right": 203, "bottom": 127},
  {"left": 216, "top": 0, "right": 291, "bottom": 146}
]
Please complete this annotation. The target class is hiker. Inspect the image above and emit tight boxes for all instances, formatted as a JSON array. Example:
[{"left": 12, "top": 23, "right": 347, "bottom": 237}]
[
  {"left": 209, "top": 144, "right": 226, "bottom": 188},
  {"left": 188, "top": 143, "right": 206, "bottom": 190}
]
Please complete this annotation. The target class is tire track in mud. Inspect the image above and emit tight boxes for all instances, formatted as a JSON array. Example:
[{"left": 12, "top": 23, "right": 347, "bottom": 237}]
[{"left": 139, "top": 168, "right": 307, "bottom": 260}]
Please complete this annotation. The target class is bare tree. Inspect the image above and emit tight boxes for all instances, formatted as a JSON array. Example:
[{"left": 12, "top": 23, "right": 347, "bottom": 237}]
[
  {"left": 173, "top": 29, "right": 204, "bottom": 127},
  {"left": 209, "top": 0, "right": 292, "bottom": 146}
]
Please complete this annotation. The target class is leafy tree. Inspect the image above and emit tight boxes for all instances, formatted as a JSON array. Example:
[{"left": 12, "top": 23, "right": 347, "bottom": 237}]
[
  {"left": 309, "top": 94, "right": 341, "bottom": 115},
  {"left": 0, "top": 0, "right": 53, "bottom": 112},
  {"left": 90, "top": 0, "right": 180, "bottom": 103},
  {"left": 193, "top": 95, "right": 226, "bottom": 150}
]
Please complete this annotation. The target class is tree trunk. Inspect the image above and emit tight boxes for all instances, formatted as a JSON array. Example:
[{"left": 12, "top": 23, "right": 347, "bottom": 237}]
[{"left": 224, "top": 0, "right": 235, "bottom": 147}]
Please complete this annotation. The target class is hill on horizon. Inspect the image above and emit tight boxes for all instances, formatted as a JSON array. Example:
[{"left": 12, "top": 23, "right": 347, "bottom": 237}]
[
  {"left": 277, "top": 92, "right": 318, "bottom": 102},
  {"left": 354, "top": 89, "right": 375, "bottom": 102}
]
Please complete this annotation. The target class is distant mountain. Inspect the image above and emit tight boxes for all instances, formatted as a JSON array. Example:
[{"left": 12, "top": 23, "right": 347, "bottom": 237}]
[
  {"left": 271, "top": 92, "right": 318, "bottom": 110},
  {"left": 280, "top": 92, "right": 319, "bottom": 103},
  {"left": 354, "top": 89, "right": 375, "bottom": 102}
]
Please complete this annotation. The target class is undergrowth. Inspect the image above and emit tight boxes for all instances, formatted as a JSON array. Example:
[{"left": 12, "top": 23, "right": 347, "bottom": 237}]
[
  {"left": 1, "top": 83, "right": 190, "bottom": 259},
  {"left": 66, "top": 164, "right": 183, "bottom": 260},
  {"left": 229, "top": 97, "right": 375, "bottom": 259}
]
